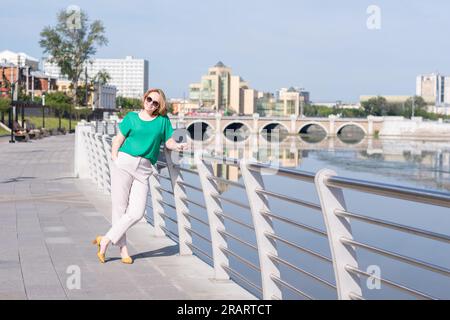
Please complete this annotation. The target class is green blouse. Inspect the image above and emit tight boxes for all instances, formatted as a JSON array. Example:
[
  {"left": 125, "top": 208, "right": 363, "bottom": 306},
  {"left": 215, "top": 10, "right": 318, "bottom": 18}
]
[{"left": 118, "top": 111, "right": 174, "bottom": 165}]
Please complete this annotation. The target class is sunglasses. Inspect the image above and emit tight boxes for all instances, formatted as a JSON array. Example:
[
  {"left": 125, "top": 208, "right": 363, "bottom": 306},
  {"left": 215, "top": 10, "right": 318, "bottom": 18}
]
[{"left": 145, "top": 96, "right": 160, "bottom": 108}]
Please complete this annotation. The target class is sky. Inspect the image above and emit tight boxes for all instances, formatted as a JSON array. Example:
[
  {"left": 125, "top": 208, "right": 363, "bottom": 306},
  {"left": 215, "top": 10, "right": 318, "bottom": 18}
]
[{"left": 1, "top": 0, "right": 449, "bottom": 102}]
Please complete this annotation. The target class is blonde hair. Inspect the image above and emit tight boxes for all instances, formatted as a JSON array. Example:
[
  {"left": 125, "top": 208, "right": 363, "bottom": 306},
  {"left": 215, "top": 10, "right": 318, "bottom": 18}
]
[{"left": 142, "top": 88, "right": 168, "bottom": 116}]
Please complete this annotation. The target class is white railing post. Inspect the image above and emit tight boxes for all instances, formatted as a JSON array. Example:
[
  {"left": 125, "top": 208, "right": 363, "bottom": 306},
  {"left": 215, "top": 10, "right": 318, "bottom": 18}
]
[
  {"left": 93, "top": 133, "right": 105, "bottom": 191},
  {"left": 74, "top": 124, "right": 91, "bottom": 179},
  {"left": 194, "top": 152, "right": 230, "bottom": 280},
  {"left": 164, "top": 149, "right": 193, "bottom": 255},
  {"left": 240, "top": 160, "right": 281, "bottom": 300},
  {"left": 102, "top": 120, "right": 107, "bottom": 135},
  {"left": 95, "top": 133, "right": 108, "bottom": 194},
  {"left": 101, "top": 134, "right": 113, "bottom": 194},
  {"left": 86, "top": 132, "right": 98, "bottom": 186},
  {"left": 149, "top": 168, "right": 166, "bottom": 236},
  {"left": 314, "top": 169, "right": 362, "bottom": 300}
]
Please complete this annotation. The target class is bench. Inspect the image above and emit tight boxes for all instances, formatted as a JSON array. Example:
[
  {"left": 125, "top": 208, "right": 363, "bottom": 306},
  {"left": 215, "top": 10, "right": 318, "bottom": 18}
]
[
  {"left": 23, "top": 120, "right": 42, "bottom": 139},
  {"left": 12, "top": 121, "right": 30, "bottom": 142}
]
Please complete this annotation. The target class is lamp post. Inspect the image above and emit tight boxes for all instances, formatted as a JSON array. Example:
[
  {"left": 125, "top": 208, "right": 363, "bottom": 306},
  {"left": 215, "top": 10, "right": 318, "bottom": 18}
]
[
  {"left": 42, "top": 92, "right": 46, "bottom": 129},
  {"left": 9, "top": 83, "right": 15, "bottom": 143}
]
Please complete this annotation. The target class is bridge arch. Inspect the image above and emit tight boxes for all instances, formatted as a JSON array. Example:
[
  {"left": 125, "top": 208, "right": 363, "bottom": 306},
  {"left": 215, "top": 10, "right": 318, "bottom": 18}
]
[
  {"left": 186, "top": 121, "right": 215, "bottom": 141},
  {"left": 297, "top": 122, "right": 329, "bottom": 143},
  {"left": 259, "top": 122, "right": 290, "bottom": 142},
  {"left": 222, "top": 121, "right": 251, "bottom": 142},
  {"left": 335, "top": 122, "right": 367, "bottom": 135},
  {"left": 298, "top": 122, "right": 329, "bottom": 135},
  {"left": 335, "top": 122, "right": 366, "bottom": 144},
  {"left": 259, "top": 122, "right": 290, "bottom": 135}
]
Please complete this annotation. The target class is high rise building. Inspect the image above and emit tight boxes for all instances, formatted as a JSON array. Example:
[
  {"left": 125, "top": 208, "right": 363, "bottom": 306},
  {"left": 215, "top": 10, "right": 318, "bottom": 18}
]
[
  {"left": 189, "top": 61, "right": 249, "bottom": 113},
  {"left": 43, "top": 56, "right": 149, "bottom": 99},
  {"left": 416, "top": 73, "right": 450, "bottom": 106}
]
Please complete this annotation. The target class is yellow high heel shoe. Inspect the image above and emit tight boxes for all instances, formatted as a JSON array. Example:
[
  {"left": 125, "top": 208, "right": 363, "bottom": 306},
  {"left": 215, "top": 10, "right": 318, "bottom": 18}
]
[
  {"left": 92, "top": 236, "right": 106, "bottom": 263},
  {"left": 121, "top": 256, "right": 133, "bottom": 264}
]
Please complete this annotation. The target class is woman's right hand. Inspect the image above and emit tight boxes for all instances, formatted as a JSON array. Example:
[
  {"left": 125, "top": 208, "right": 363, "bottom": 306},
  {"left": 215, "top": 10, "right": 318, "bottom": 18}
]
[{"left": 111, "top": 153, "right": 118, "bottom": 162}]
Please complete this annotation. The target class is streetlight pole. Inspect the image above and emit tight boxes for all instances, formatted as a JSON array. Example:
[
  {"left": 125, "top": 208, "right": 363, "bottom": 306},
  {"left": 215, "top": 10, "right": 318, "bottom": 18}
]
[
  {"left": 9, "top": 83, "right": 15, "bottom": 143},
  {"left": 412, "top": 95, "right": 415, "bottom": 118},
  {"left": 42, "top": 92, "right": 46, "bottom": 129}
]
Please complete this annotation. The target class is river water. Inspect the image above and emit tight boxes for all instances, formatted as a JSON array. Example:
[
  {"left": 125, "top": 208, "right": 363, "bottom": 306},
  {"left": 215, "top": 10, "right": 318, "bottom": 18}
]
[{"left": 155, "top": 133, "right": 450, "bottom": 300}]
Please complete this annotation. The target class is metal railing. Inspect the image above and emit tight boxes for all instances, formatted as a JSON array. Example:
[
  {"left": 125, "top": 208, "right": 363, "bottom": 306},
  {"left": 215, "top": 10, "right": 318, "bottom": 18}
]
[{"left": 74, "top": 121, "right": 450, "bottom": 300}]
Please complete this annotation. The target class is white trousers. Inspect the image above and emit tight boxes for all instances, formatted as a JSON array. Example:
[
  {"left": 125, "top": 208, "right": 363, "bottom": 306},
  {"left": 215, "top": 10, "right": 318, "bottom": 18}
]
[{"left": 105, "top": 151, "right": 154, "bottom": 246}]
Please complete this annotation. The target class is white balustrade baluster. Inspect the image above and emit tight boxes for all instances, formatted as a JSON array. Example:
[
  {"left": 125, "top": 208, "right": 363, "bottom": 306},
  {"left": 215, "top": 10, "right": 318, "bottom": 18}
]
[
  {"left": 240, "top": 160, "right": 281, "bottom": 300},
  {"left": 149, "top": 168, "right": 166, "bottom": 236},
  {"left": 315, "top": 169, "right": 362, "bottom": 300},
  {"left": 195, "top": 152, "right": 229, "bottom": 280},
  {"left": 164, "top": 149, "right": 193, "bottom": 255}
]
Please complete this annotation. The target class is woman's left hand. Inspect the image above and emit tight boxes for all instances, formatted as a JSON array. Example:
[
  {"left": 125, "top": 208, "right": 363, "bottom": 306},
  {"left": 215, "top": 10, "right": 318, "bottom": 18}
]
[{"left": 175, "top": 143, "right": 188, "bottom": 152}]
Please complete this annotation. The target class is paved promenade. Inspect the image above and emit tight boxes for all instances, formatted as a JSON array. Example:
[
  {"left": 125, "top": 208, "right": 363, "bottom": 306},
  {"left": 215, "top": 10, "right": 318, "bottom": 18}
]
[{"left": 0, "top": 134, "right": 255, "bottom": 300}]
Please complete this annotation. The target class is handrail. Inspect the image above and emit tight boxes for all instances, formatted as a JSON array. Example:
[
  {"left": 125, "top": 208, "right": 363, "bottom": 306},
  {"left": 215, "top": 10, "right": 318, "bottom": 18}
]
[
  {"left": 270, "top": 275, "right": 314, "bottom": 300},
  {"left": 184, "top": 226, "right": 212, "bottom": 244},
  {"left": 260, "top": 210, "right": 327, "bottom": 237},
  {"left": 217, "top": 228, "right": 258, "bottom": 251},
  {"left": 178, "top": 181, "right": 203, "bottom": 192},
  {"left": 327, "top": 176, "right": 450, "bottom": 208},
  {"left": 341, "top": 237, "right": 450, "bottom": 277},
  {"left": 267, "top": 254, "right": 336, "bottom": 290},
  {"left": 214, "top": 210, "right": 255, "bottom": 230},
  {"left": 183, "top": 212, "right": 209, "bottom": 227},
  {"left": 219, "top": 246, "right": 260, "bottom": 272},
  {"left": 212, "top": 193, "right": 250, "bottom": 210},
  {"left": 186, "top": 242, "right": 213, "bottom": 261},
  {"left": 222, "top": 265, "right": 263, "bottom": 294},
  {"left": 265, "top": 232, "right": 332, "bottom": 263},
  {"left": 208, "top": 175, "right": 246, "bottom": 189},
  {"left": 256, "top": 189, "right": 322, "bottom": 211},
  {"left": 76, "top": 123, "right": 450, "bottom": 300},
  {"left": 345, "top": 265, "right": 436, "bottom": 300},
  {"left": 335, "top": 209, "right": 450, "bottom": 244}
]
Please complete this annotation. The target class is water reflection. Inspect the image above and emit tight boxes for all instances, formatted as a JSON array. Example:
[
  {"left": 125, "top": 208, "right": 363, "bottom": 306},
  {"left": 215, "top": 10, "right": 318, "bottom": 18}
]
[{"left": 181, "top": 134, "right": 450, "bottom": 192}]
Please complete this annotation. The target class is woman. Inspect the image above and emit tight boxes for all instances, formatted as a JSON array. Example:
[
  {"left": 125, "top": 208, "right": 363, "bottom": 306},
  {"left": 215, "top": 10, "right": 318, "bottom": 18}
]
[{"left": 93, "top": 88, "right": 186, "bottom": 264}]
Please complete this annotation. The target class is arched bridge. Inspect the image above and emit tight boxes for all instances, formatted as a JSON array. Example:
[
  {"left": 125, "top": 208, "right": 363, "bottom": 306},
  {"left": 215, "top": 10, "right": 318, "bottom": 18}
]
[{"left": 169, "top": 114, "right": 384, "bottom": 138}]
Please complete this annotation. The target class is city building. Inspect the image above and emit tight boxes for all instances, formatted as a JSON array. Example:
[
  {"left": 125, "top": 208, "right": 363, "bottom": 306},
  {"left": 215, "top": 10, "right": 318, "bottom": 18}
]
[
  {"left": 254, "top": 88, "right": 311, "bottom": 117},
  {"left": 188, "top": 61, "right": 250, "bottom": 113},
  {"left": 93, "top": 83, "right": 116, "bottom": 110},
  {"left": 56, "top": 79, "right": 117, "bottom": 110},
  {"left": 0, "top": 50, "right": 39, "bottom": 71},
  {"left": 416, "top": 73, "right": 450, "bottom": 105},
  {"left": 188, "top": 62, "right": 312, "bottom": 117},
  {"left": 43, "top": 55, "right": 149, "bottom": 99},
  {"left": 0, "top": 61, "right": 57, "bottom": 100},
  {"left": 360, "top": 95, "right": 411, "bottom": 104}
]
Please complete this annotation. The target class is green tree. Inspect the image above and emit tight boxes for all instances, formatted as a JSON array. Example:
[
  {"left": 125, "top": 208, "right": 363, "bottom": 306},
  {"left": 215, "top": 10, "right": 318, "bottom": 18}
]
[
  {"left": 403, "top": 96, "right": 427, "bottom": 118},
  {"left": 340, "top": 108, "right": 367, "bottom": 118},
  {"left": 39, "top": 8, "right": 108, "bottom": 106},
  {"left": 44, "top": 92, "right": 72, "bottom": 129},
  {"left": 116, "top": 97, "right": 142, "bottom": 109},
  {"left": 45, "top": 92, "right": 72, "bottom": 114},
  {"left": 0, "top": 96, "right": 11, "bottom": 112},
  {"left": 93, "top": 69, "right": 111, "bottom": 86},
  {"left": 361, "top": 96, "right": 387, "bottom": 116}
]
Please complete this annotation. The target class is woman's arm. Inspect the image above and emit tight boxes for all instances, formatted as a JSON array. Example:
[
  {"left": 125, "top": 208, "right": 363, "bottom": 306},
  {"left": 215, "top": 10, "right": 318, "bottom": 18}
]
[
  {"left": 111, "top": 131, "right": 126, "bottom": 160},
  {"left": 165, "top": 137, "right": 187, "bottom": 152}
]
